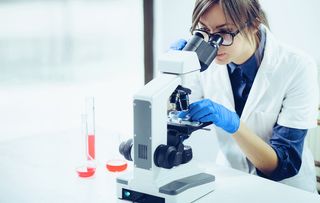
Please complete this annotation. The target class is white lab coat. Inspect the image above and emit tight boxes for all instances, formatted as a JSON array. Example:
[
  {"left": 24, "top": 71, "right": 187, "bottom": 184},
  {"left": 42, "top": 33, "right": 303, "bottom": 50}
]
[{"left": 185, "top": 25, "right": 319, "bottom": 192}]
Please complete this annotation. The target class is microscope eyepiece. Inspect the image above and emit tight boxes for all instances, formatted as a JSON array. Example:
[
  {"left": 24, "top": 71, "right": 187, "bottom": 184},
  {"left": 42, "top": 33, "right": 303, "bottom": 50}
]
[
  {"left": 194, "top": 31, "right": 205, "bottom": 39},
  {"left": 209, "top": 34, "right": 223, "bottom": 47}
]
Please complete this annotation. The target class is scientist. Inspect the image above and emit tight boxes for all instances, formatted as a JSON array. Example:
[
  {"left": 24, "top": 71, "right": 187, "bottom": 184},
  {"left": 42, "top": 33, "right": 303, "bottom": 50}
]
[{"left": 172, "top": 0, "right": 319, "bottom": 192}]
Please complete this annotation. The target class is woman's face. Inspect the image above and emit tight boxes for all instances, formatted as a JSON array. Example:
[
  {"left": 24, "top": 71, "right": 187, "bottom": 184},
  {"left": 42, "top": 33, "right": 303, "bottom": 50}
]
[{"left": 199, "top": 4, "right": 256, "bottom": 65}]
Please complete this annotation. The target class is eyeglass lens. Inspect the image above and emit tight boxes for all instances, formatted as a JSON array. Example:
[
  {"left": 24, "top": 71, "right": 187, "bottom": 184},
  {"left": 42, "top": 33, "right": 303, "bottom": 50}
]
[{"left": 193, "top": 30, "right": 233, "bottom": 46}]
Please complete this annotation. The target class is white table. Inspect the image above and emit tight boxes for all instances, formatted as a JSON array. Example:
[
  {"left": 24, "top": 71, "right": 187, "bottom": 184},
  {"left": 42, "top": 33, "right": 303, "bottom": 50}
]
[{"left": 0, "top": 132, "right": 319, "bottom": 203}]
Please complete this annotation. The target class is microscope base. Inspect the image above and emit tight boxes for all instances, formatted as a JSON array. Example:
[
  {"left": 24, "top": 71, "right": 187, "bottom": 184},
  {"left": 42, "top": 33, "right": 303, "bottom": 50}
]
[{"left": 117, "top": 172, "right": 215, "bottom": 203}]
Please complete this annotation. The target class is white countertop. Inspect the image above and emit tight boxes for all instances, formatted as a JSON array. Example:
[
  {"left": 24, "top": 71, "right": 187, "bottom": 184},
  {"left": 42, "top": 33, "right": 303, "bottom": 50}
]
[{"left": 0, "top": 132, "right": 319, "bottom": 203}]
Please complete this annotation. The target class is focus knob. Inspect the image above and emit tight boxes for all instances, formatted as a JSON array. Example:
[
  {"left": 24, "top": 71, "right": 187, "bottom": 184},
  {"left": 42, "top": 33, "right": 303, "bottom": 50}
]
[
  {"left": 119, "top": 139, "right": 133, "bottom": 161},
  {"left": 154, "top": 145, "right": 179, "bottom": 169}
]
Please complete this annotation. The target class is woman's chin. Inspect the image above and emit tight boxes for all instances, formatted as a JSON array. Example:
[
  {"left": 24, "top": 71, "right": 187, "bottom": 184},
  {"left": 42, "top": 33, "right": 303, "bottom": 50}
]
[
  {"left": 214, "top": 53, "right": 230, "bottom": 65},
  {"left": 214, "top": 58, "right": 229, "bottom": 65}
]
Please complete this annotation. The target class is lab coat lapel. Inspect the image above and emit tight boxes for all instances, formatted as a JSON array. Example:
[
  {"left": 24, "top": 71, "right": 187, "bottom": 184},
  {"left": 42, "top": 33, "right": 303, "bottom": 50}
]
[
  {"left": 240, "top": 67, "right": 271, "bottom": 121},
  {"left": 240, "top": 25, "right": 279, "bottom": 121},
  {"left": 215, "top": 65, "right": 235, "bottom": 111}
]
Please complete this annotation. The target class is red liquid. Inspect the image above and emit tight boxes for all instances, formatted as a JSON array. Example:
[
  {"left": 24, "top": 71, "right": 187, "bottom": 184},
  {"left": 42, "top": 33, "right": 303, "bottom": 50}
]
[
  {"left": 76, "top": 166, "right": 96, "bottom": 178},
  {"left": 87, "top": 134, "right": 95, "bottom": 160},
  {"left": 106, "top": 160, "right": 127, "bottom": 172}
]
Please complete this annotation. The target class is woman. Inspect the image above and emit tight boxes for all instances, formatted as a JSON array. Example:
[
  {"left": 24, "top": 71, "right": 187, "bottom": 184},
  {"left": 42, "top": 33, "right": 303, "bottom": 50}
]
[{"left": 172, "top": 0, "right": 318, "bottom": 192}]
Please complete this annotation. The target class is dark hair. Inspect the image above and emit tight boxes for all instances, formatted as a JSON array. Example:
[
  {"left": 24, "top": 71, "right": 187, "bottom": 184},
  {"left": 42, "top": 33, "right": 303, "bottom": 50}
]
[{"left": 191, "top": 0, "right": 269, "bottom": 41}]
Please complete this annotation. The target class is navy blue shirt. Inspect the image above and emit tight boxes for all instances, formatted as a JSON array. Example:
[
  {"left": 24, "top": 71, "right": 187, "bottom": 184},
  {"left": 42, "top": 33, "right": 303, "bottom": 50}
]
[{"left": 227, "top": 27, "right": 307, "bottom": 181}]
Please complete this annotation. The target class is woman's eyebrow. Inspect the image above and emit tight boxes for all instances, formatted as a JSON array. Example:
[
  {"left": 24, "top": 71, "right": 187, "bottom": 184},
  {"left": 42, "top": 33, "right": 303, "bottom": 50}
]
[
  {"left": 198, "top": 22, "right": 208, "bottom": 28},
  {"left": 216, "top": 23, "right": 227, "bottom": 29}
]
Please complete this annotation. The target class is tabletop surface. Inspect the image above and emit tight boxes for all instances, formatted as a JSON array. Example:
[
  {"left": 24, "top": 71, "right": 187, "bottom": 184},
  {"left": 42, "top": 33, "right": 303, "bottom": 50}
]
[{"left": 0, "top": 132, "right": 319, "bottom": 203}]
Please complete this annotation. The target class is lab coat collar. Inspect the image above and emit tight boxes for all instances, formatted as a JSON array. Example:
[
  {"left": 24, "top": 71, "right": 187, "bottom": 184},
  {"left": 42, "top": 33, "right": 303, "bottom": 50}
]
[{"left": 227, "top": 52, "right": 258, "bottom": 83}]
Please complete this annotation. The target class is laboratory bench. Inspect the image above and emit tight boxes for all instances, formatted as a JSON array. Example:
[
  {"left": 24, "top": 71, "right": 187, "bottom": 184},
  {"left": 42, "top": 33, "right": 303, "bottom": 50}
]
[{"left": 0, "top": 131, "right": 319, "bottom": 203}]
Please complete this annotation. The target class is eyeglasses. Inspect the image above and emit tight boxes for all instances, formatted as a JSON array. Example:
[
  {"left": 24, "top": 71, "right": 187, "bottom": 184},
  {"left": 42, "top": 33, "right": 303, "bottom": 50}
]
[{"left": 192, "top": 24, "right": 247, "bottom": 46}]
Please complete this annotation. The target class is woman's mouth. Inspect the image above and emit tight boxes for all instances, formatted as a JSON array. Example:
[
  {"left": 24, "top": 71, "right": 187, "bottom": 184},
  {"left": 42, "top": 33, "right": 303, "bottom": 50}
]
[{"left": 216, "top": 53, "right": 227, "bottom": 59}]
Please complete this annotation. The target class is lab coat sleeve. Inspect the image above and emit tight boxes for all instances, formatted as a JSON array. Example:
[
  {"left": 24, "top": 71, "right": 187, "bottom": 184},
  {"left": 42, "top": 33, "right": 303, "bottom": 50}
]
[
  {"left": 182, "top": 70, "right": 204, "bottom": 103},
  {"left": 277, "top": 55, "right": 319, "bottom": 129},
  {"left": 258, "top": 124, "right": 307, "bottom": 181}
]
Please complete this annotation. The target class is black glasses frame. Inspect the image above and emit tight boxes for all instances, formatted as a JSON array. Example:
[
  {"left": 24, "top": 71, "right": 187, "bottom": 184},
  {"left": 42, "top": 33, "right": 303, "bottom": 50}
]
[
  {"left": 193, "top": 23, "right": 248, "bottom": 46},
  {"left": 193, "top": 28, "right": 240, "bottom": 46}
]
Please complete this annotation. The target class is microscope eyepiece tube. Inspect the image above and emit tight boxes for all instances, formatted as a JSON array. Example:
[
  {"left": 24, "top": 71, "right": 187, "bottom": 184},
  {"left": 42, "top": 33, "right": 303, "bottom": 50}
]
[
  {"left": 182, "top": 32, "right": 204, "bottom": 52},
  {"left": 182, "top": 32, "right": 223, "bottom": 72}
]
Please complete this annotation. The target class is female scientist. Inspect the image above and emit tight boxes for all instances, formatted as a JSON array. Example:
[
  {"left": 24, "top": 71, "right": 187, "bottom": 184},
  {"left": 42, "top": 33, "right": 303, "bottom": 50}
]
[{"left": 172, "top": 0, "right": 319, "bottom": 192}]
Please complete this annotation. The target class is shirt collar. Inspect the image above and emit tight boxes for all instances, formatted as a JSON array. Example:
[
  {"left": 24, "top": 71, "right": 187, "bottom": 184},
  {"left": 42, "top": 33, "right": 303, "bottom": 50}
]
[{"left": 228, "top": 26, "right": 266, "bottom": 82}]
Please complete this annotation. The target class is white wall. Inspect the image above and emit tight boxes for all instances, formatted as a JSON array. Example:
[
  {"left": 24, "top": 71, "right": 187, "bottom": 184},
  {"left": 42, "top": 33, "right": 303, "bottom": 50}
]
[
  {"left": 154, "top": 0, "right": 194, "bottom": 72},
  {"left": 155, "top": 0, "right": 320, "bottom": 65},
  {"left": 260, "top": 0, "right": 320, "bottom": 64}
]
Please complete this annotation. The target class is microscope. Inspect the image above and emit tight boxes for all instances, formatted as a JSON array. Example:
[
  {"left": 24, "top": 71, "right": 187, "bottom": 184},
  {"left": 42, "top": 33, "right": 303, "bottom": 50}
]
[{"left": 116, "top": 32, "right": 223, "bottom": 203}]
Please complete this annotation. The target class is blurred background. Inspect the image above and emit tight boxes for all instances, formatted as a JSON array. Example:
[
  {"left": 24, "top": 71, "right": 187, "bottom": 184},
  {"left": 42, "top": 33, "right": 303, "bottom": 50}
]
[
  {"left": 0, "top": 0, "right": 319, "bottom": 201},
  {"left": 0, "top": 0, "right": 144, "bottom": 142},
  {"left": 0, "top": 0, "right": 319, "bottom": 141}
]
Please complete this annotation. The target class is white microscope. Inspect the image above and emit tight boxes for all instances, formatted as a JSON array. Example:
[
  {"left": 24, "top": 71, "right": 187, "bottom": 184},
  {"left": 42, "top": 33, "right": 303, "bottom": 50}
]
[{"left": 117, "top": 32, "right": 223, "bottom": 203}]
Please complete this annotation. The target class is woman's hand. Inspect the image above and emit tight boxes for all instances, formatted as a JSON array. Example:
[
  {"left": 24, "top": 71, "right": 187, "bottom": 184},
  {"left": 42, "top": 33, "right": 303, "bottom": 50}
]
[
  {"left": 169, "top": 39, "right": 187, "bottom": 50},
  {"left": 179, "top": 99, "right": 240, "bottom": 133}
]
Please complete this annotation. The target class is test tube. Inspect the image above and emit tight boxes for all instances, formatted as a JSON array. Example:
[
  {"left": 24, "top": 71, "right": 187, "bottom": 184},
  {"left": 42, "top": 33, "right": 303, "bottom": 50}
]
[{"left": 85, "top": 97, "right": 95, "bottom": 160}]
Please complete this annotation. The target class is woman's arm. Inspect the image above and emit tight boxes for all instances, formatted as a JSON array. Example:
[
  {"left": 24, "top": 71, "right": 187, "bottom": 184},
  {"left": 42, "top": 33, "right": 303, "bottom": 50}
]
[
  {"left": 233, "top": 121, "right": 278, "bottom": 175},
  {"left": 180, "top": 98, "right": 307, "bottom": 179}
]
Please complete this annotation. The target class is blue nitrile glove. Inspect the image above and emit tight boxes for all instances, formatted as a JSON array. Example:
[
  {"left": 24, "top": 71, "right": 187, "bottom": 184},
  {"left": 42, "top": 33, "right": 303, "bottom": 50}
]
[
  {"left": 170, "top": 39, "right": 187, "bottom": 50},
  {"left": 179, "top": 99, "right": 240, "bottom": 134}
]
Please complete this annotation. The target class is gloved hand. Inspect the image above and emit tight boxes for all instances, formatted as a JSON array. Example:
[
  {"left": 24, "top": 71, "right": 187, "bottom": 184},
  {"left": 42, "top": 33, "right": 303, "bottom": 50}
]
[
  {"left": 179, "top": 99, "right": 240, "bottom": 134},
  {"left": 169, "top": 39, "right": 187, "bottom": 50}
]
